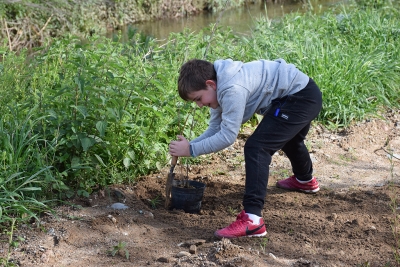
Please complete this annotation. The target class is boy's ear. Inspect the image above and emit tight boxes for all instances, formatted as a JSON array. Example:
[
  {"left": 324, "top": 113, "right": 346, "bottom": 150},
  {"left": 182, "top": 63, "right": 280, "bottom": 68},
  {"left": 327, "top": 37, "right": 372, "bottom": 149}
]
[{"left": 205, "top": 80, "right": 217, "bottom": 91}]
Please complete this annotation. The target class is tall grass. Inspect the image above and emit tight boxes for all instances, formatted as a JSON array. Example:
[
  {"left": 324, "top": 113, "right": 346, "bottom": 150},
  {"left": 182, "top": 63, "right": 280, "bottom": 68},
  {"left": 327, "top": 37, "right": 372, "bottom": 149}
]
[
  {"left": 0, "top": 108, "right": 57, "bottom": 225},
  {"left": 0, "top": 1, "right": 398, "bottom": 227},
  {"left": 250, "top": 2, "right": 400, "bottom": 127}
]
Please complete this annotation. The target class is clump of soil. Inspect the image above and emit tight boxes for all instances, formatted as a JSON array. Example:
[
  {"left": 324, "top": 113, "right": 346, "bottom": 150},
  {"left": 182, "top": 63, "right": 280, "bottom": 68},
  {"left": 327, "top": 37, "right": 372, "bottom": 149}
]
[{"left": 2, "top": 112, "right": 400, "bottom": 267}]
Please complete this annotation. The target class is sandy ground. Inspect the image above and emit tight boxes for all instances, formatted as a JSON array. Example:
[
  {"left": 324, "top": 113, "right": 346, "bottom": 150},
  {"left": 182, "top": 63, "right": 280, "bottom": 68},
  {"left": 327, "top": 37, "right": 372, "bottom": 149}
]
[{"left": 1, "top": 110, "right": 400, "bottom": 267}]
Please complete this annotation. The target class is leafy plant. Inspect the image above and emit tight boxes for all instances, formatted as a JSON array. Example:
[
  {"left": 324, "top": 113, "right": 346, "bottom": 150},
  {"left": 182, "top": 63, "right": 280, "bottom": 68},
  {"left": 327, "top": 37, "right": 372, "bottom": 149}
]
[{"left": 108, "top": 241, "right": 129, "bottom": 259}]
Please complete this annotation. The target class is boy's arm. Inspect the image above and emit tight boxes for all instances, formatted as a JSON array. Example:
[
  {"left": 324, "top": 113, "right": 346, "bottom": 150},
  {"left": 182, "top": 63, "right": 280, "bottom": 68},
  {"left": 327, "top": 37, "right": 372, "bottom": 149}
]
[
  {"left": 190, "top": 108, "right": 222, "bottom": 143},
  {"left": 190, "top": 88, "right": 247, "bottom": 157}
]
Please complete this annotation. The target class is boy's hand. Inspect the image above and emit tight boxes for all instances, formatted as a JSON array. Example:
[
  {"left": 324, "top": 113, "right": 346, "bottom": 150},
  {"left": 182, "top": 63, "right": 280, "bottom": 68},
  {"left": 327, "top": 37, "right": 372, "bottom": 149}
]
[{"left": 169, "top": 135, "right": 190, "bottom": 157}]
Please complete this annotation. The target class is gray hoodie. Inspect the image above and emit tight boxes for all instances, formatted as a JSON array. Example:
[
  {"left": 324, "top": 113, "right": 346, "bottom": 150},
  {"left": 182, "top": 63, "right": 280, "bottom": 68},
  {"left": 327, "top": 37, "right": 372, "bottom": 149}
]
[{"left": 190, "top": 58, "right": 309, "bottom": 157}]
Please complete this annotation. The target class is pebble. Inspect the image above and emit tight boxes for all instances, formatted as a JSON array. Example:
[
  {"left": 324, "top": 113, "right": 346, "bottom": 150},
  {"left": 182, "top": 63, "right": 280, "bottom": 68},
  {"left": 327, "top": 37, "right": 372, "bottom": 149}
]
[
  {"left": 189, "top": 245, "right": 197, "bottom": 254},
  {"left": 143, "top": 211, "right": 154, "bottom": 218},
  {"left": 111, "top": 203, "right": 129, "bottom": 210},
  {"left": 47, "top": 228, "right": 55, "bottom": 236},
  {"left": 177, "top": 251, "right": 191, "bottom": 258},
  {"left": 157, "top": 257, "right": 170, "bottom": 263}
]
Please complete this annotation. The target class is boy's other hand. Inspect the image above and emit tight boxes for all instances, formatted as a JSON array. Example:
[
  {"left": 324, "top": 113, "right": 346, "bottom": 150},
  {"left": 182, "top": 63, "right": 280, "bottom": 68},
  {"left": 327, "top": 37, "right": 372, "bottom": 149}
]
[{"left": 169, "top": 135, "right": 190, "bottom": 157}]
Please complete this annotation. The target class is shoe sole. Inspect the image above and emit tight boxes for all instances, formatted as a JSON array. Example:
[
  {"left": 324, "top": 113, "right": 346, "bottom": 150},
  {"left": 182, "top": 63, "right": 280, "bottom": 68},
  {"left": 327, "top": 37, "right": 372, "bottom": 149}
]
[
  {"left": 276, "top": 184, "right": 320, "bottom": 193},
  {"left": 214, "top": 231, "right": 267, "bottom": 239}
]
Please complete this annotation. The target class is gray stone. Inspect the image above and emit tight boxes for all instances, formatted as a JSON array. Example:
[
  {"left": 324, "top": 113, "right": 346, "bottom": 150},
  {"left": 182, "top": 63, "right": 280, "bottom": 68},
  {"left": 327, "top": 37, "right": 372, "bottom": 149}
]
[{"left": 110, "top": 203, "right": 129, "bottom": 210}]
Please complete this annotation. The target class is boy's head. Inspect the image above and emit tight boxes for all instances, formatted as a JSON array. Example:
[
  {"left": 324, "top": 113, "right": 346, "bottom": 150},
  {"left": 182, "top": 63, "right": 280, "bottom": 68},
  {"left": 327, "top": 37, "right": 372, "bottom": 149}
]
[{"left": 178, "top": 59, "right": 217, "bottom": 101}]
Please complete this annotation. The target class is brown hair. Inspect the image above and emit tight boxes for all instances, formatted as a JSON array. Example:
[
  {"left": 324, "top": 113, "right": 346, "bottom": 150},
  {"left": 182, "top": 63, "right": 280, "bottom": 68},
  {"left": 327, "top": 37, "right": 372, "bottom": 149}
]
[{"left": 178, "top": 59, "right": 217, "bottom": 101}]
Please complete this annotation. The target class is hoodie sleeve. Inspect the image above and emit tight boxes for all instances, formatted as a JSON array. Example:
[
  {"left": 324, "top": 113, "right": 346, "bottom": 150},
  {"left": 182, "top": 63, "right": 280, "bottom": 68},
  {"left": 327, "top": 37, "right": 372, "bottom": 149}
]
[
  {"left": 189, "top": 86, "right": 248, "bottom": 156},
  {"left": 190, "top": 108, "right": 222, "bottom": 143}
]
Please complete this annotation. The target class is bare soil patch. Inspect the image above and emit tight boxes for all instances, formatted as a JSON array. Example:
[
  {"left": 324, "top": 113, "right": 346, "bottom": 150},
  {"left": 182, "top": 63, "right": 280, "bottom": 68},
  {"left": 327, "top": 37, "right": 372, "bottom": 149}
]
[{"left": 2, "top": 111, "right": 400, "bottom": 267}]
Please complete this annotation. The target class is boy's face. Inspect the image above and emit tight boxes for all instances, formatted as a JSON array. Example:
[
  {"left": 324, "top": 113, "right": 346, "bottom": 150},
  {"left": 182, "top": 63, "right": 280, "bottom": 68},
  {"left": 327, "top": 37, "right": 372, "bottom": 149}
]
[{"left": 187, "top": 80, "right": 218, "bottom": 109}]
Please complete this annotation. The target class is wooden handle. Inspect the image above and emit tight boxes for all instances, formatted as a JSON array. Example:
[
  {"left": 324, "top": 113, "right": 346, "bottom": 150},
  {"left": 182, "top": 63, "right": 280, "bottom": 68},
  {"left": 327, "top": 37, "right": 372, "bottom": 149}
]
[{"left": 171, "top": 156, "right": 178, "bottom": 166}]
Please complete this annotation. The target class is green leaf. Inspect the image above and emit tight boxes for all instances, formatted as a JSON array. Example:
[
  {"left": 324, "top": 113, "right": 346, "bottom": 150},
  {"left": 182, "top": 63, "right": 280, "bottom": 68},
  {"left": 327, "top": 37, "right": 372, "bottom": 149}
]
[
  {"left": 94, "top": 154, "right": 107, "bottom": 167},
  {"left": 96, "top": 121, "right": 107, "bottom": 137},
  {"left": 71, "top": 105, "right": 88, "bottom": 118},
  {"left": 71, "top": 156, "right": 81, "bottom": 169},
  {"left": 123, "top": 157, "right": 131, "bottom": 168},
  {"left": 19, "top": 187, "right": 42, "bottom": 191},
  {"left": 80, "top": 137, "right": 96, "bottom": 151}
]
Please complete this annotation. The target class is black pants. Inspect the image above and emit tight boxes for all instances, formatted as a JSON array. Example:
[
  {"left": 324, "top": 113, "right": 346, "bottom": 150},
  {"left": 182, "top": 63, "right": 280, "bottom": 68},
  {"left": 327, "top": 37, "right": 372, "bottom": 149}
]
[{"left": 243, "top": 78, "right": 322, "bottom": 217}]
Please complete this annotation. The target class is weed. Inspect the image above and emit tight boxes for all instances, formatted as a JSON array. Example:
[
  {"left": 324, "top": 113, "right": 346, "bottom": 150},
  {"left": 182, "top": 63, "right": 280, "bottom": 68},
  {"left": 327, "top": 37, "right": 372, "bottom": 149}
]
[
  {"left": 259, "top": 237, "right": 269, "bottom": 254},
  {"left": 339, "top": 153, "right": 357, "bottom": 162},
  {"left": 0, "top": 219, "right": 19, "bottom": 267},
  {"left": 227, "top": 206, "right": 238, "bottom": 216},
  {"left": 147, "top": 195, "right": 161, "bottom": 209},
  {"left": 275, "top": 169, "right": 291, "bottom": 179},
  {"left": 108, "top": 241, "right": 129, "bottom": 259},
  {"left": 213, "top": 169, "right": 227, "bottom": 175}
]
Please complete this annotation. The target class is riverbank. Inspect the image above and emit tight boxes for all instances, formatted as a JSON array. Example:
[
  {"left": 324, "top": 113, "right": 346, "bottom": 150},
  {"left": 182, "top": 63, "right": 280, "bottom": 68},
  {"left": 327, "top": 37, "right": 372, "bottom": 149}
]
[{"left": 0, "top": 0, "right": 258, "bottom": 52}]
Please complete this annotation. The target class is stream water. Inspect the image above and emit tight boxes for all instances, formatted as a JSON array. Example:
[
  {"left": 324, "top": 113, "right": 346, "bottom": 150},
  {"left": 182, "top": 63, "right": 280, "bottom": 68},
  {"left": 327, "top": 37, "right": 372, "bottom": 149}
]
[{"left": 126, "top": 0, "right": 346, "bottom": 40}]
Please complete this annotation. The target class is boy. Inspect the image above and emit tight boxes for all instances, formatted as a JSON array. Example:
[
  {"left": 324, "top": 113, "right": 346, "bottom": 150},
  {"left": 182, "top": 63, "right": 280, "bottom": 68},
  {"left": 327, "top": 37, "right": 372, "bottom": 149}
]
[{"left": 169, "top": 58, "right": 322, "bottom": 238}]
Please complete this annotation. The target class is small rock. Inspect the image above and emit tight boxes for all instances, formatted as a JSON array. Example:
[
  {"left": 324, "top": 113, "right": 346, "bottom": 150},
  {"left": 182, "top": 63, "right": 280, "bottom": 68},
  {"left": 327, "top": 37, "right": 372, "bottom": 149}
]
[
  {"left": 111, "top": 203, "right": 129, "bottom": 210},
  {"left": 47, "top": 228, "right": 55, "bottom": 236},
  {"left": 143, "top": 211, "right": 154, "bottom": 219},
  {"left": 189, "top": 245, "right": 196, "bottom": 254},
  {"left": 157, "top": 257, "right": 170, "bottom": 263},
  {"left": 269, "top": 253, "right": 277, "bottom": 259},
  {"left": 176, "top": 251, "right": 191, "bottom": 258}
]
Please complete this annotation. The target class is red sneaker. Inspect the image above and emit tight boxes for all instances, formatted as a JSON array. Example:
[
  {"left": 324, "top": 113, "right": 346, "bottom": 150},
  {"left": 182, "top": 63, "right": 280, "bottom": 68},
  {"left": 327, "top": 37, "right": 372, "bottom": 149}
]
[
  {"left": 214, "top": 210, "right": 267, "bottom": 239},
  {"left": 276, "top": 175, "right": 320, "bottom": 193}
]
